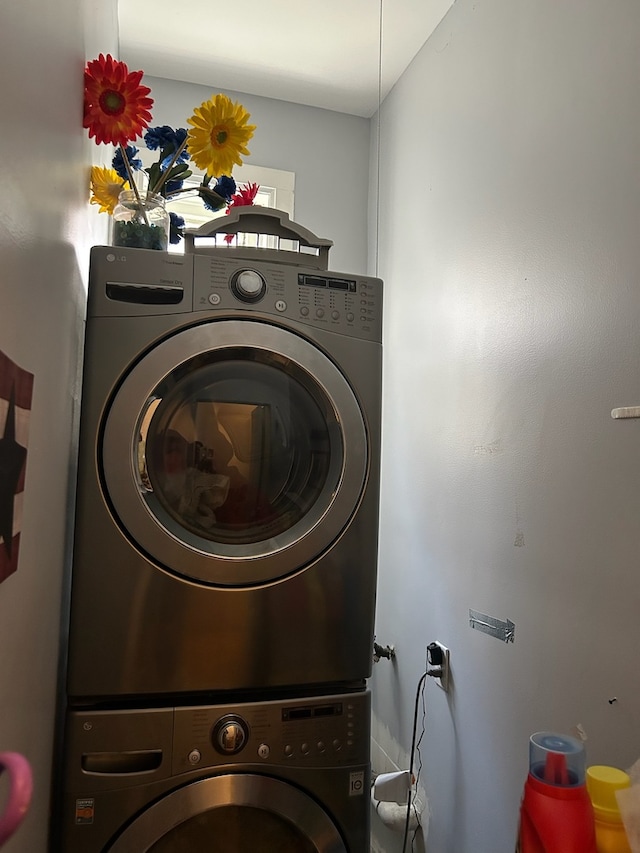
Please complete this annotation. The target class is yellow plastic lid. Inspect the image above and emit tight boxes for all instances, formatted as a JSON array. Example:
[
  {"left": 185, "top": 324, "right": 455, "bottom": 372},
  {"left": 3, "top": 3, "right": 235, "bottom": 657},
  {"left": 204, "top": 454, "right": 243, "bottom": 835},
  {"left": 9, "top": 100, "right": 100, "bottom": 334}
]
[{"left": 587, "top": 765, "right": 631, "bottom": 819}]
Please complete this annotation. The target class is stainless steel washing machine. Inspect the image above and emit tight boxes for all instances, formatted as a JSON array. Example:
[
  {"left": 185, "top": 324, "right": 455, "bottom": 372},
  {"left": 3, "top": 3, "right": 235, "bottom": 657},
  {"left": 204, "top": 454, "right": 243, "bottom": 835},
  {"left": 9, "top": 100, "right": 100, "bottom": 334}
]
[
  {"left": 67, "top": 209, "right": 383, "bottom": 701},
  {"left": 57, "top": 690, "right": 370, "bottom": 852}
]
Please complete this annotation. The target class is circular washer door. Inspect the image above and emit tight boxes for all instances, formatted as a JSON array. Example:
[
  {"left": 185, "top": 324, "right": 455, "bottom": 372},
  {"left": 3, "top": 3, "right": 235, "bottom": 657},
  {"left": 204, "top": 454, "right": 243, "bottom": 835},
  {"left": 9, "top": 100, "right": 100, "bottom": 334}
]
[
  {"left": 102, "top": 320, "right": 368, "bottom": 586},
  {"left": 106, "top": 774, "right": 347, "bottom": 853}
]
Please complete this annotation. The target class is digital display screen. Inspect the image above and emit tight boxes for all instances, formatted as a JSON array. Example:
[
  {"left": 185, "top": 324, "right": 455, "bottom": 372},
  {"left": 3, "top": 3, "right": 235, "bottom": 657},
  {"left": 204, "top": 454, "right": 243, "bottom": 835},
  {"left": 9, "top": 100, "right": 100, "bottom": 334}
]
[
  {"left": 298, "top": 274, "right": 356, "bottom": 292},
  {"left": 282, "top": 703, "right": 343, "bottom": 721}
]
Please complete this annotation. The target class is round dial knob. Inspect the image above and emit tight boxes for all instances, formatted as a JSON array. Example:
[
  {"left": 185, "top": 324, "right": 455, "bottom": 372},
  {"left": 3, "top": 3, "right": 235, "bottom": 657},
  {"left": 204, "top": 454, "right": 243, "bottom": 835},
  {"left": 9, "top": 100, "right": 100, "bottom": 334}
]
[
  {"left": 232, "top": 269, "right": 265, "bottom": 301},
  {"left": 213, "top": 715, "right": 248, "bottom": 755}
]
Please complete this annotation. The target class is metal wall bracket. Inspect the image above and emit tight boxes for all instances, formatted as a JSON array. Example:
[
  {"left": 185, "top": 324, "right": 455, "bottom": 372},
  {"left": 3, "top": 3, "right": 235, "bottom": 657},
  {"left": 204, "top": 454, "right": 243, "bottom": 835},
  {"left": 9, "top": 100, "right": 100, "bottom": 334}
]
[
  {"left": 611, "top": 407, "right": 640, "bottom": 419},
  {"left": 469, "top": 609, "right": 515, "bottom": 643}
]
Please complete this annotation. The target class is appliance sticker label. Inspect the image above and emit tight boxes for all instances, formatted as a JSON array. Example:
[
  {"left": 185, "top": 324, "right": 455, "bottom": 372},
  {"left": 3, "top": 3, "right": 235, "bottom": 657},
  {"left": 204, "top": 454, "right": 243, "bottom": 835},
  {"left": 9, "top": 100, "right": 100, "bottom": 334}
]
[
  {"left": 349, "top": 771, "right": 365, "bottom": 796},
  {"left": 75, "top": 798, "right": 95, "bottom": 824}
]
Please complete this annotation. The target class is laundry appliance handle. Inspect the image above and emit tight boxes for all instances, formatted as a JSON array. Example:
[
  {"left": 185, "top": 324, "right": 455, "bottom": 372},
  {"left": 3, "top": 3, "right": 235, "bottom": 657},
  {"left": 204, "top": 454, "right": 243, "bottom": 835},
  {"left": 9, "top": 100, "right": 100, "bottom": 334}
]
[{"left": 184, "top": 206, "right": 333, "bottom": 270}]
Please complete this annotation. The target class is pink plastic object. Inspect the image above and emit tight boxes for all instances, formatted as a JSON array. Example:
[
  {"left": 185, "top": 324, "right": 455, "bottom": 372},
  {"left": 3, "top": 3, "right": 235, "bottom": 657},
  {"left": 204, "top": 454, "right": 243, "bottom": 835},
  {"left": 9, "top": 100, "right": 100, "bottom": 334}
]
[{"left": 0, "top": 752, "right": 33, "bottom": 846}]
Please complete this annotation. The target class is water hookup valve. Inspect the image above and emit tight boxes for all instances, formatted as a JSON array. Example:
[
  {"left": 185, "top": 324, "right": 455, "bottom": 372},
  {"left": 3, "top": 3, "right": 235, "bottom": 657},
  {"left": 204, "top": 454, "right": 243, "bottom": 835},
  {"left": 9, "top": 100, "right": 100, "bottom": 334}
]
[{"left": 373, "top": 639, "right": 396, "bottom": 663}]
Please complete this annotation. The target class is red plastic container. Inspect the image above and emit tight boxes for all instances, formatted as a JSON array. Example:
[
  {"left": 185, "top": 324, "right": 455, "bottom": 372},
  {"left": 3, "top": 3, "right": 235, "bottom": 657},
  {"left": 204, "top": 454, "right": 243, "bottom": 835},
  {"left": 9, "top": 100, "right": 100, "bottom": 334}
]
[{"left": 516, "top": 732, "right": 597, "bottom": 853}]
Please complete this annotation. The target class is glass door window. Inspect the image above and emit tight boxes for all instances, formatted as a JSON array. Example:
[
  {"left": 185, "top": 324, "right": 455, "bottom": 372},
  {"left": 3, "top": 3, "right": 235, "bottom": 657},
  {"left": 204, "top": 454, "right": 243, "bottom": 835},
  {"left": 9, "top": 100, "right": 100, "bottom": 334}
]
[
  {"left": 148, "top": 805, "right": 317, "bottom": 852},
  {"left": 107, "top": 775, "right": 348, "bottom": 853},
  {"left": 138, "top": 349, "right": 337, "bottom": 546}
]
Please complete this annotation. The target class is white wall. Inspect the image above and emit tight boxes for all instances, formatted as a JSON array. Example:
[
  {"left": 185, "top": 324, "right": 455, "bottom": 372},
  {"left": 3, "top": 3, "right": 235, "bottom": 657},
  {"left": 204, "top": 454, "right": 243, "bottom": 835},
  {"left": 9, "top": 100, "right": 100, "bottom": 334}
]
[
  {"left": 142, "top": 76, "right": 371, "bottom": 275},
  {"left": 0, "top": 2, "right": 115, "bottom": 850},
  {"left": 372, "top": 1, "right": 640, "bottom": 851}
]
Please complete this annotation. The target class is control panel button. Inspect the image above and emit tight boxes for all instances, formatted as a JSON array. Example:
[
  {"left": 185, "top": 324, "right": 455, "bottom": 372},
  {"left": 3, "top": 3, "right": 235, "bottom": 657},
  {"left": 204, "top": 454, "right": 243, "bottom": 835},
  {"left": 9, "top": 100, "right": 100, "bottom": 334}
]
[
  {"left": 316, "top": 308, "right": 325, "bottom": 318},
  {"left": 300, "top": 306, "right": 310, "bottom": 317},
  {"left": 258, "top": 743, "right": 270, "bottom": 759},
  {"left": 188, "top": 749, "right": 201, "bottom": 765},
  {"left": 275, "top": 300, "right": 287, "bottom": 312},
  {"left": 284, "top": 745, "right": 294, "bottom": 757},
  {"left": 208, "top": 293, "right": 221, "bottom": 305},
  {"left": 331, "top": 310, "right": 340, "bottom": 320}
]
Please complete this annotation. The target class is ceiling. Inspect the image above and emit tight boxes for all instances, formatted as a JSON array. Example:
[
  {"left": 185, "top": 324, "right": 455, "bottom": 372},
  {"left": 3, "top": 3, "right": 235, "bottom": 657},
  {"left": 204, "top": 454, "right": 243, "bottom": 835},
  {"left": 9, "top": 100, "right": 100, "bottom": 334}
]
[{"left": 118, "top": 0, "right": 454, "bottom": 118}]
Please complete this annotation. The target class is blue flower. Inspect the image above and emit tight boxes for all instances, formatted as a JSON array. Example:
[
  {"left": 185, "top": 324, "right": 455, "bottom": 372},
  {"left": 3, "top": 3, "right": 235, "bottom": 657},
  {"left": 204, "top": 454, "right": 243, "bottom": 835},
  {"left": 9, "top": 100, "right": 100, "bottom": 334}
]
[
  {"left": 144, "top": 126, "right": 190, "bottom": 165},
  {"left": 169, "top": 211, "right": 185, "bottom": 245},
  {"left": 215, "top": 175, "right": 237, "bottom": 202},
  {"left": 164, "top": 179, "right": 184, "bottom": 195},
  {"left": 112, "top": 145, "right": 142, "bottom": 182}
]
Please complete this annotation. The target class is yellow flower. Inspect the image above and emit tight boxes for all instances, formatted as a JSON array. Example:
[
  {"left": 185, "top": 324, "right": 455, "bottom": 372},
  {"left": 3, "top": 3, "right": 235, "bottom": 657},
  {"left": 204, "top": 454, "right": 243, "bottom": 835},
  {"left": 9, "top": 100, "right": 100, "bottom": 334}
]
[
  {"left": 187, "top": 94, "right": 256, "bottom": 177},
  {"left": 89, "top": 166, "right": 129, "bottom": 214}
]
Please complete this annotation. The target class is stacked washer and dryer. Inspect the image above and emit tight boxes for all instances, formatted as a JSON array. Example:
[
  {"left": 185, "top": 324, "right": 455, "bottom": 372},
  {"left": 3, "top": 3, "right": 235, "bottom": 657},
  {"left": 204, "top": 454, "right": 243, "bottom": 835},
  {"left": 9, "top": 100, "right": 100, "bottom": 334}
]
[{"left": 56, "top": 208, "right": 383, "bottom": 852}]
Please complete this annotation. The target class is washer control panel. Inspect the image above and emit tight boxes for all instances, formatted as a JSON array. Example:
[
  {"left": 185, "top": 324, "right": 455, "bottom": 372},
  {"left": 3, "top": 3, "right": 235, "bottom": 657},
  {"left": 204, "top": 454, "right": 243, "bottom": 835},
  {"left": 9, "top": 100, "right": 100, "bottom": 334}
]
[
  {"left": 192, "top": 255, "right": 382, "bottom": 343},
  {"left": 173, "top": 690, "right": 370, "bottom": 773},
  {"left": 88, "top": 247, "right": 382, "bottom": 344},
  {"left": 64, "top": 690, "right": 370, "bottom": 795}
]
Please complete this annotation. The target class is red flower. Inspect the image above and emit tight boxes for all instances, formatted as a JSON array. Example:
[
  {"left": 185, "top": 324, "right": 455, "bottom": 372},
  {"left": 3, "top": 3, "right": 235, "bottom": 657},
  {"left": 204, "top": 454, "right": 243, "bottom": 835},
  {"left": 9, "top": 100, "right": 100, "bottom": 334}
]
[
  {"left": 227, "top": 182, "right": 260, "bottom": 210},
  {"left": 83, "top": 54, "right": 153, "bottom": 147},
  {"left": 225, "top": 183, "right": 260, "bottom": 243}
]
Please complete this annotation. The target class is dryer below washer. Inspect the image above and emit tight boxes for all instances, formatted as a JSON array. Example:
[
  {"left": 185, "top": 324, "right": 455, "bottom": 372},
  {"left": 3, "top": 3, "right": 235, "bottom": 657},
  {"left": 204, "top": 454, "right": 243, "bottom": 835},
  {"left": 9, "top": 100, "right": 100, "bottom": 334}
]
[{"left": 56, "top": 690, "right": 371, "bottom": 852}]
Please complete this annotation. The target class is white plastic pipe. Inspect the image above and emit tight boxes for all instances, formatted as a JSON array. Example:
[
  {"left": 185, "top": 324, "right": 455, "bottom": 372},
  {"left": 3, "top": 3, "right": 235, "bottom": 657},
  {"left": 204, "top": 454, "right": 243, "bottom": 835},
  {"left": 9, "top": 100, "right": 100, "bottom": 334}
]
[{"left": 371, "top": 788, "right": 419, "bottom": 833}]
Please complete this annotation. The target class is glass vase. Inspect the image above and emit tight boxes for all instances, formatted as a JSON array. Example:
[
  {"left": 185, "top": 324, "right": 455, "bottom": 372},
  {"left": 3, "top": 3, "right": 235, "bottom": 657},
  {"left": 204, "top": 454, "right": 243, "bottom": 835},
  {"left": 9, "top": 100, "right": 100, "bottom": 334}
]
[{"left": 112, "top": 190, "right": 169, "bottom": 251}]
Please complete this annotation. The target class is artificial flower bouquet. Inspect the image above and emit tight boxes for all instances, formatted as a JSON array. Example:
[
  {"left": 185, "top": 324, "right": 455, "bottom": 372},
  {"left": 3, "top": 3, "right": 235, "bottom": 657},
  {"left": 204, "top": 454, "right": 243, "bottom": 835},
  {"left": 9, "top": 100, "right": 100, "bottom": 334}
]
[{"left": 84, "top": 53, "right": 260, "bottom": 248}]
